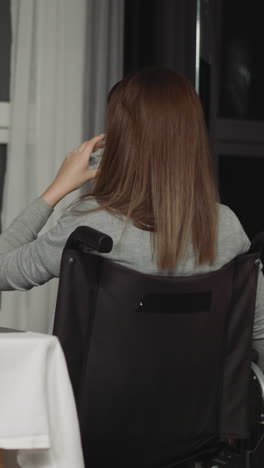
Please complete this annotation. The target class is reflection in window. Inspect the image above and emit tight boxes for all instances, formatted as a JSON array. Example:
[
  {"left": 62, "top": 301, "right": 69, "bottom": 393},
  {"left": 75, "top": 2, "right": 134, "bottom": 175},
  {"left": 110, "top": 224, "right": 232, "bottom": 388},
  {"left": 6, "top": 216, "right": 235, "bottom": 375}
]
[{"left": 219, "top": 1, "right": 264, "bottom": 120}]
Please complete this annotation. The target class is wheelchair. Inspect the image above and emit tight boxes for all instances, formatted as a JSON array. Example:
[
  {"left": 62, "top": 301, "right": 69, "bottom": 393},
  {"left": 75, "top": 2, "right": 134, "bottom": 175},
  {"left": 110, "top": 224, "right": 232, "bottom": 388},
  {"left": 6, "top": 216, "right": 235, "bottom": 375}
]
[{"left": 53, "top": 226, "right": 264, "bottom": 468}]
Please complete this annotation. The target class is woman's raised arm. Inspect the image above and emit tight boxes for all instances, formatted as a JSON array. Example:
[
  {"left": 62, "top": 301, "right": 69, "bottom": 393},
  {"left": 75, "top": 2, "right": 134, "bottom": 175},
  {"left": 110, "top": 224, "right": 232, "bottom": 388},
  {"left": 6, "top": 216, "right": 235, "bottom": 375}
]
[{"left": 41, "top": 134, "right": 105, "bottom": 208}]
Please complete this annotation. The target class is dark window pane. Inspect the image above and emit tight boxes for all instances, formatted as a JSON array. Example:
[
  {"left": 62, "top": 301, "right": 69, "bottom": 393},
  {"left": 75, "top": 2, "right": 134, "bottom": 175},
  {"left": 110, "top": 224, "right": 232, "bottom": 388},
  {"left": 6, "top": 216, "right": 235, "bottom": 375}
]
[
  {"left": 219, "top": 1, "right": 264, "bottom": 120},
  {"left": 219, "top": 155, "right": 264, "bottom": 240}
]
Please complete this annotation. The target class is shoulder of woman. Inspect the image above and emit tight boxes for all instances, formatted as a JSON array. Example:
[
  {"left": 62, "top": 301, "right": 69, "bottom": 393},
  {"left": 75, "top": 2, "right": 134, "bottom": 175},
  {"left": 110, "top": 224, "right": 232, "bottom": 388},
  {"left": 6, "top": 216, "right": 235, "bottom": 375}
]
[
  {"left": 217, "top": 203, "right": 250, "bottom": 253},
  {"left": 218, "top": 203, "right": 243, "bottom": 229},
  {"left": 59, "top": 196, "right": 119, "bottom": 229},
  {"left": 62, "top": 196, "right": 100, "bottom": 216}
]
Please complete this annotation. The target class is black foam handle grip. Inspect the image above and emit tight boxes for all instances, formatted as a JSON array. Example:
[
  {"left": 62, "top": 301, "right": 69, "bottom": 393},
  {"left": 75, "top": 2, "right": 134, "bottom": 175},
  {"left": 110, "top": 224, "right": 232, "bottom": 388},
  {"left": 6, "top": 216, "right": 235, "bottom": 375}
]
[{"left": 65, "top": 226, "right": 113, "bottom": 253}]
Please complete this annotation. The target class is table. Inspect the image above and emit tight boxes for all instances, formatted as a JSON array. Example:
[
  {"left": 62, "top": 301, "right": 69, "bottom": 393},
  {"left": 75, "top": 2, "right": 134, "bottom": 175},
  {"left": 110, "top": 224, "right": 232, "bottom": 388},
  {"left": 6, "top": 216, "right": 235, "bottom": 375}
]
[{"left": 0, "top": 329, "right": 84, "bottom": 468}]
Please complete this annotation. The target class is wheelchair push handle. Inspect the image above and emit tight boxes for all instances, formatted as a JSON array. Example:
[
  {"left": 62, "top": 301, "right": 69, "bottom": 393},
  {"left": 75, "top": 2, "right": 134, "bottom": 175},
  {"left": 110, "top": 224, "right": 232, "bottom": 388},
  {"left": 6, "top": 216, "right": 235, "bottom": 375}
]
[{"left": 65, "top": 226, "right": 113, "bottom": 253}]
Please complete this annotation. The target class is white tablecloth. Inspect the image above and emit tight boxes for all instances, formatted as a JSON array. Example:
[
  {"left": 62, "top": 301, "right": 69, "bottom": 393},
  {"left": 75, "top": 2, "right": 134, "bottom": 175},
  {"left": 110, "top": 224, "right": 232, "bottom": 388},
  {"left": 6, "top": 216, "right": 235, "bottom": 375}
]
[{"left": 0, "top": 330, "right": 85, "bottom": 468}]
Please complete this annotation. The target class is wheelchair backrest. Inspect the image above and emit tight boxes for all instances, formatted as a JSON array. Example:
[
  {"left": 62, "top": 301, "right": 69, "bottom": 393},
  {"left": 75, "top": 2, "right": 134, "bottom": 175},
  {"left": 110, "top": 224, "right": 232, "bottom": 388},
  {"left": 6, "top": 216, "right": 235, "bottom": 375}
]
[{"left": 53, "top": 226, "right": 261, "bottom": 466}]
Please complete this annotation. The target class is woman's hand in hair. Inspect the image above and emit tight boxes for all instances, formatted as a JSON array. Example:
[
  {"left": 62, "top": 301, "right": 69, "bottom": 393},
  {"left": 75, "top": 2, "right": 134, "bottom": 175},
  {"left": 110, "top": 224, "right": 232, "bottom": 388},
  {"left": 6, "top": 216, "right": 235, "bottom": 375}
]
[{"left": 41, "top": 134, "right": 105, "bottom": 207}]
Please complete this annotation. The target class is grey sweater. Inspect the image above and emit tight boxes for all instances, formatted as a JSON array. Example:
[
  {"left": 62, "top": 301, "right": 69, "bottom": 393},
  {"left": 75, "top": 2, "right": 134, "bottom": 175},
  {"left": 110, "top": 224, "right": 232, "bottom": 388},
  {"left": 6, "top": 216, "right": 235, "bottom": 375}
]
[{"left": 1, "top": 196, "right": 264, "bottom": 368}]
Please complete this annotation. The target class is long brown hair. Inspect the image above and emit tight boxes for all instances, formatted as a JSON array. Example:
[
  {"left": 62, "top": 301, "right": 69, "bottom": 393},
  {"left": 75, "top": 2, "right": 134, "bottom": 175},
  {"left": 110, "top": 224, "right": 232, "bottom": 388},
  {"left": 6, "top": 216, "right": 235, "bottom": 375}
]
[{"left": 80, "top": 68, "right": 219, "bottom": 270}]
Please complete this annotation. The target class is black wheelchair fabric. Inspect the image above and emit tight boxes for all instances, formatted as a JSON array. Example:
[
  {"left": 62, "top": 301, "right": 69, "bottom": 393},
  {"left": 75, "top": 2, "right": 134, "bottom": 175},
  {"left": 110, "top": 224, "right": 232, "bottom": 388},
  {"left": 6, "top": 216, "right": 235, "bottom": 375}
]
[{"left": 53, "top": 245, "right": 259, "bottom": 468}]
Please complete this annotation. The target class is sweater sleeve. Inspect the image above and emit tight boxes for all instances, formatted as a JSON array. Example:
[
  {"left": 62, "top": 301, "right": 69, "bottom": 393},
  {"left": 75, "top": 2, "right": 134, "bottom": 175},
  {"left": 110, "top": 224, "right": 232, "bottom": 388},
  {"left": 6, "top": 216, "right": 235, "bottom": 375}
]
[
  {"left": 252, "top": 271, "right": 264, "bottom": 372},
  {"left": 219, "top": 205, "right": 264, "bottom": 372},
  {"left": 0, "top": 198, "right": 54, "bottom": 254},
  {"left": 232, "top": 209, "right": 264, "bottom": 372},
  {"left": 234, "top": 216, "right": 264, "bottom": 373},
  {"left": 0, "top": 199, "right": 81, "bottom": 291}
]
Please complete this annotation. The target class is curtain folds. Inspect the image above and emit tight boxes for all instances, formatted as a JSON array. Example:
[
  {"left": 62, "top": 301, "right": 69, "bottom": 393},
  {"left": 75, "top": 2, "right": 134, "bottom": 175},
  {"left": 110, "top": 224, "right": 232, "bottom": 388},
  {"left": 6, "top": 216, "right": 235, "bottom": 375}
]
[
  {"left": 1, "top": 0, "right": 124, "bottom": 333},
  {"left": 83, "top": 0, "right": 124, "bottom": 138}
]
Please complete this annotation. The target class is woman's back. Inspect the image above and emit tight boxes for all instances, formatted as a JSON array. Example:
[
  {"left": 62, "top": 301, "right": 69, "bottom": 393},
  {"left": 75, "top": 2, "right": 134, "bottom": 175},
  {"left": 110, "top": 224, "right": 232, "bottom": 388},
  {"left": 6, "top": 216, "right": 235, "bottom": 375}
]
[{"left": 66, "top": 198, "right": 250, "bottom": 277}]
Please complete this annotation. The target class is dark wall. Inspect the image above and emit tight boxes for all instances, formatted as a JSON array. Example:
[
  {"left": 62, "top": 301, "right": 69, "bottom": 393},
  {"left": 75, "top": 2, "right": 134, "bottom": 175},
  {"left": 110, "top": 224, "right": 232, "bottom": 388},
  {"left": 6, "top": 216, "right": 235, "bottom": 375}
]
[{"left": 124, "top": 0, "right": 197, "bottom": 85}]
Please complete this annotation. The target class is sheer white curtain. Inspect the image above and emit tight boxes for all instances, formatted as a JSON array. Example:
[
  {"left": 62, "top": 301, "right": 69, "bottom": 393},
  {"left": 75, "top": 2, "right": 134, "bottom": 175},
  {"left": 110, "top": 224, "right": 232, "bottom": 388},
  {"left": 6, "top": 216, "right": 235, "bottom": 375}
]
[
  {"left": 1, "top": 0, "right": 124, "bottom": 333},
  {"left": 83, "top": 0, "right": 124, "bottom": 138}
]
